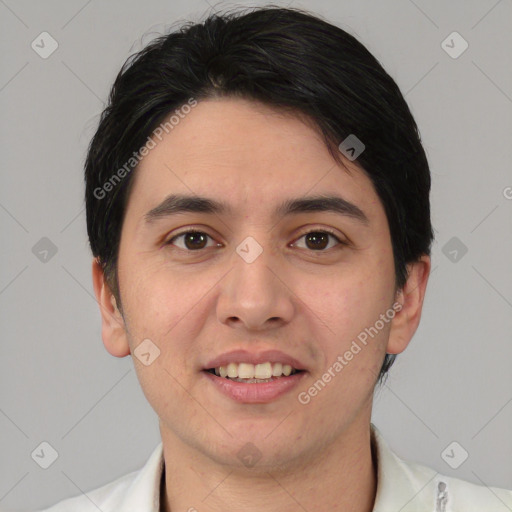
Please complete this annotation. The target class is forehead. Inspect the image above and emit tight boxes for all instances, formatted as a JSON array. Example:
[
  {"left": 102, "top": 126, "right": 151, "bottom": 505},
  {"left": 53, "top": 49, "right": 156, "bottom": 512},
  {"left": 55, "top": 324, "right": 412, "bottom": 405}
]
[{"left": 126, "top": 97, "right": 383, "bottom": 224}]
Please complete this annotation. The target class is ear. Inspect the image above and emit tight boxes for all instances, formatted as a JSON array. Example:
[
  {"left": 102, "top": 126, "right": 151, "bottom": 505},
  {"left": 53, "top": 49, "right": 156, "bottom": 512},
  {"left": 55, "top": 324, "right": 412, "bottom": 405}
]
[
  {"left": 91, "top": 258, "right": 131, "bottom": 357},
  {"left": 386, "top": 255, "right": 431, "bottom": 355}
]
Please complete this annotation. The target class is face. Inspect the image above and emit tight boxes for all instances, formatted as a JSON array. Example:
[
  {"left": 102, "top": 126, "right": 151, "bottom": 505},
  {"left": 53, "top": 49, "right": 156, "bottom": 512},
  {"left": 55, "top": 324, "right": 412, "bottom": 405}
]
[{"left": 93, "top": 97, "right": 429, "bottom": 471}]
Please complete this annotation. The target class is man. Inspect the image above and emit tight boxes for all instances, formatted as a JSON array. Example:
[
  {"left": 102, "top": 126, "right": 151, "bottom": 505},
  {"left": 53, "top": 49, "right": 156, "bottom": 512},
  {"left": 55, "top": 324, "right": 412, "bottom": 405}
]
[{"left": 37, "top": 6, "right": 512, "bottom": 511}]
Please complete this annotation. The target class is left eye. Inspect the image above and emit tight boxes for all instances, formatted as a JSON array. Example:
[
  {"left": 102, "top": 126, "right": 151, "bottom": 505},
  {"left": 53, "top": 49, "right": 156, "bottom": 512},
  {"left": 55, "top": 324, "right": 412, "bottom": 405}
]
[{"left": 292, "top": 230, "right": 343, "bottom": 251}]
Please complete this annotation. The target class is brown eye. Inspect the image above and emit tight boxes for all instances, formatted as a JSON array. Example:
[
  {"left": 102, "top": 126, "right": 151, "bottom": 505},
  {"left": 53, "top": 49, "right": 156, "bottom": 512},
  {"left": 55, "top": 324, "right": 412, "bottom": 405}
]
[
  {"left": 305, "top": 232, "right": 329, "bottom": 250},
  {"left": 292, "top": 230, "right": 343, "bottom": 251},
  {"left": 166, "top": 230, "right": 217, "bottom": 251}
]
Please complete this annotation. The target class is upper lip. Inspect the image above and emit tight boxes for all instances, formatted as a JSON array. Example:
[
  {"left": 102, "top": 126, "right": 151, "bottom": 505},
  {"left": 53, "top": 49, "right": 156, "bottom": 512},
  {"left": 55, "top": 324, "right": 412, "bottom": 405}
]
[{"left": 204, "top": 349, "right": 307, "bottom": 371}]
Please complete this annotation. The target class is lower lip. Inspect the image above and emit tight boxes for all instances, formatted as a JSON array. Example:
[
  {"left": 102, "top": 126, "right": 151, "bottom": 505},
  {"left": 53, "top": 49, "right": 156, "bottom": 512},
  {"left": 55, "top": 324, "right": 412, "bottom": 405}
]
[{"left": 202, "top": 370, "right": 307, "bottom": 403}]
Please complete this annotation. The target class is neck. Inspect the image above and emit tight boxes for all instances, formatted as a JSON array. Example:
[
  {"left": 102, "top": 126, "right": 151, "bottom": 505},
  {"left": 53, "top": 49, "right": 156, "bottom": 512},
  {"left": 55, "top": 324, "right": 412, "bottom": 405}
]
[{"left": 160, "top": 417, "right": 377, "bottom": 512}]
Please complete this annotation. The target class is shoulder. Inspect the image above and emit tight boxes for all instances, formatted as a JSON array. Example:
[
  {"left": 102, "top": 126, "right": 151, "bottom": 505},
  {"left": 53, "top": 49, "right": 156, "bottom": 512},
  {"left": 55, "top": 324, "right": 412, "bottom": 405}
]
[
  {"left": 34, "top": 442, "right": 164, "bottom": 512},
  {"left": 371, "top": 423, "right": 512, "bottom": 511},
  {"left": 403, "top": 456, "right": 512, "bottom": 511},
  {"left": 35, "top": 470, "right": 138, "bottom": 512}
]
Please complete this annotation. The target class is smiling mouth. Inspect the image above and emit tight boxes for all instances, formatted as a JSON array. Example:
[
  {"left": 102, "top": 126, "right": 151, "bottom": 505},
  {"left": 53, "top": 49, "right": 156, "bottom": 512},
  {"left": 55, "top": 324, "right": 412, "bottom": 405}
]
[{"left": 205, "top": 361, "right": 304, "bottom": 383}]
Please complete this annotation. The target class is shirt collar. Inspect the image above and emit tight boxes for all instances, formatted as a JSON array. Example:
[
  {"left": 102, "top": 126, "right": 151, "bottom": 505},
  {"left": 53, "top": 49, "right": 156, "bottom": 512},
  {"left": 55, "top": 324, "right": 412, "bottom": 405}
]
[
  {"left": 371, "top": 422, "right": 439, "bottom": 511},
  {"left": 119, "top": 423, "right": 438, "bottom": 511},
  {"left": 117, "top": 441, "right": 164, "bottom": 511}
]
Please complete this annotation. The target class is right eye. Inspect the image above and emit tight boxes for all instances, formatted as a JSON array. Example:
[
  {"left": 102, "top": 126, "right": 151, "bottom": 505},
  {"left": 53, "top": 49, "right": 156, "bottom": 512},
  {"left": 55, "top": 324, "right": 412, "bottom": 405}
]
[{"left": 165, "top": 229, "right": 221, "bottom": 251}]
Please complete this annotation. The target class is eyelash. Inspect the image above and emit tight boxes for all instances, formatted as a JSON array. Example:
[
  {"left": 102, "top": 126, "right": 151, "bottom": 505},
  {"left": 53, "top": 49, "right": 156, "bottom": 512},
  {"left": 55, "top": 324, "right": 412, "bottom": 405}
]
[{"left": 165, "top": 227, "right": 346, "bottom": 253}]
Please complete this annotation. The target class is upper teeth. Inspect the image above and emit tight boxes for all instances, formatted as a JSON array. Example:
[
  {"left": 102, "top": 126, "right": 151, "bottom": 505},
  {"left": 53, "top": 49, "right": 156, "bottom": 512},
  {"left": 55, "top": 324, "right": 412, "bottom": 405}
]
[{"left": 214, "top": 362, "right": 294, "bottom": 379}]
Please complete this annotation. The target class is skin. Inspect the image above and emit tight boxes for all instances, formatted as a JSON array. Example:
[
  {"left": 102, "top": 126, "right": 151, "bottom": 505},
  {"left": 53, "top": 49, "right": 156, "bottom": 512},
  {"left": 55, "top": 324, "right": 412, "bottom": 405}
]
[{"left": 92, "top": 97, "right": 430, "bottom": 512}]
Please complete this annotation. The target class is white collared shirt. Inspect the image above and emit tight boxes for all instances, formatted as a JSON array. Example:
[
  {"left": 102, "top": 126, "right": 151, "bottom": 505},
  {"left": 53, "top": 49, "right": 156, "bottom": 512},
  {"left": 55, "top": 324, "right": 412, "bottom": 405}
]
[{"left": 34, "top": 424, "right": 512, "bottom": 511}]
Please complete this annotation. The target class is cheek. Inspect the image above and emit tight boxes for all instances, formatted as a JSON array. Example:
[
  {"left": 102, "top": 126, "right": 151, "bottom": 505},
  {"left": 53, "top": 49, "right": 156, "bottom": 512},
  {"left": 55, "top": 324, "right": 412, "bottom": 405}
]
[
  {"left": 120, "top": 262, "right": 205, "bottom": 403},
  {"left": 119, "top": 257, "right": 220, "bottom": 368},
  {"left": 301, "top": 263, "right": 391, "bottom": 333},
  {"left": 297, "top": 259, "right": 394, "bottom": 382},
  {"left": 118, "top": 257, "right": 189, "bottom": 344}
]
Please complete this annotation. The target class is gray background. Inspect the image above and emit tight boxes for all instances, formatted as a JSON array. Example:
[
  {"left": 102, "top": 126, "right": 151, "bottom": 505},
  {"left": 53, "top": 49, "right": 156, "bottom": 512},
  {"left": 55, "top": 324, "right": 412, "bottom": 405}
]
[{"left": 1, "top": 0, "right": 511, "bottom": 510}]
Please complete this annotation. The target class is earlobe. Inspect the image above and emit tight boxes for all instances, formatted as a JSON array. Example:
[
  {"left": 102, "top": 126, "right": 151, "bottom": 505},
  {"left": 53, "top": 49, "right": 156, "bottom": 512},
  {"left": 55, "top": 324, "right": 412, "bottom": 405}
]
[
  {"left": 386, "top": 255, "right": 431, "bottom": 355},
  {"left": 91, "top": 258, "right": 131, "bottom": 358}
]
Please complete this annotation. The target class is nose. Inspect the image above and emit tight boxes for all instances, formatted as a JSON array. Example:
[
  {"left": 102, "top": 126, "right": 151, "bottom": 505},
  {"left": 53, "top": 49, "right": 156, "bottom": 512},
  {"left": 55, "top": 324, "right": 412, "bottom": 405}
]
[{"left": 216, "top": 238, "right": 295, "bottom": 332}]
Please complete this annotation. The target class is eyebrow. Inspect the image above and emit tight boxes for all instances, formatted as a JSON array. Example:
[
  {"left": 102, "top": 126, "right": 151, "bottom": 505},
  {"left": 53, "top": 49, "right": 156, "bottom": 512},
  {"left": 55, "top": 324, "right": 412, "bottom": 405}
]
[{"left": 143, "top": 193, "right": 369, "bottom": 225}]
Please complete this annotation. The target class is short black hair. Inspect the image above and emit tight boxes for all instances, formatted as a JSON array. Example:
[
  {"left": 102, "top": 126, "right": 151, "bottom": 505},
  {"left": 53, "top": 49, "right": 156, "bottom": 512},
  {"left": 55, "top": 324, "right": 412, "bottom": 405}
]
[{"left": 85, "top": 5, "right": 434, "bottom": 384}]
